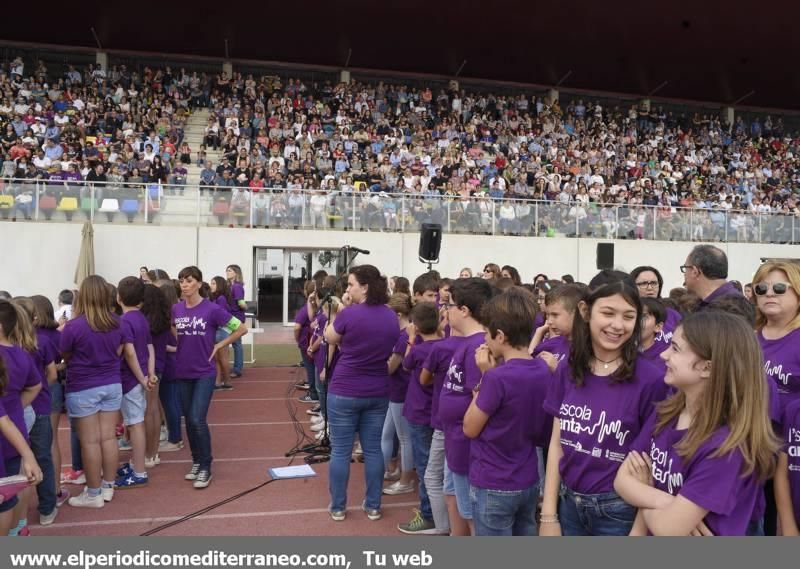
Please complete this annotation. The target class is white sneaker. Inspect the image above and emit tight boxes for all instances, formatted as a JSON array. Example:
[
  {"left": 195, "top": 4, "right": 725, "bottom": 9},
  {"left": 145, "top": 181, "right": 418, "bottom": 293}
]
[
  {"left": 39, "top": 509, "right": 58, "bottom": 526},
  {"left": 310, "top": 415, "right": 325, "bottom": 424},
  {"left": 185, "top": 463, "right": 201, "bottom": 481},
  {"left": 193, "top": 470, "right": 213, "bottom": 489},
  {"left": 69, "top": 489, "right": 104, "bottom": 509},
  {"left": 310, "top": 421, "right": 326, "bottom": 432},
  {"left": 314, "top": 430, "right": 328, "bottom": 441},
  {"left": 145, "top": 455, "right": 160, "bottom": 468},
  {"left": 159, "top": 426, "right": 167, "bottom": 442},
  {"left": 159, "top": 441, "right": 184, "bottom": 452},
  {"left": 382, "top": 481, "right": 415, "bottom": 495},
  {"left": 101, "top": 486, "right": 115, "bottom": 502}
]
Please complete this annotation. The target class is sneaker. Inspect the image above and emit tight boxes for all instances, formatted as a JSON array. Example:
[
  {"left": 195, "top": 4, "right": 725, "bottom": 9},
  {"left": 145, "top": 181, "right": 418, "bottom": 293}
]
[
  {"left": 384, "top": 468, "right": 400, "bottom": 482},
  {"left": 159, "top": 426, "right": 167, "bottom": 442},
  {"left": 298, "top": 394, "right": 319, "bottom": 404},
  {"left": 383, "top": 481, "right": 415, "bottom": 495},
  {"left": 68, "top": 489, "right": 104, "bottom": 509},
  {"left": 220, "top": 383, "right": 234, "bottom": 391},
  {"left": 330, "top": 510, "right": 346, "bottom": 522},
  {"left": 40, "top": 509, "right": 58, "bottom": 526},
  {"left": 61, "top": 468, "right": 86, "bottom": 485},
  {"left": 159, "top": 440, "right": 184, "bottom": 453},
  {"left": 114, "top": 473, "right": 149, "bottom": 490},
  {"left": 145, "top": 455, "right": 161, "bottom": 468},
  {"left": 310, "top": 421, "right": 326, "bottom": 432},
  {"left": 193, "top": 470, "right": 213, "bottom": 489},
  {"left": 295, "top": 382, "right": 310, "bottom": 390},
  {"left": 115, "top": 423, "right": 125, "bottom": 437},
  {"left": 306, "top": 405, "right": 321, "bottom": 415},
  {"left": 397, "top": 510, "right": 439, "bottom": 535},
  {"left": 118, "top": 439, "right": 132, "bottom": 451},
  {"left": 230, "top": 372, "right": 242, "bottom": 378},
  {"left": 55, "top": 488, "right": 70, "bottom": 508},
  {"left": 362, "top": 500, "right": 382, "bottom": 521},
  {"left": 101, "top": 486, "right": 114, "bottom": 502},
  {"left": 116, "top": 462, "right": 133, "bottom": 477},
  {"left": 185, "top": 463, "right": 201, "bottom": 481},
  {"left": 314, "top": 430, "right": 328, "bottom": 441},
  {"left": 17, "top": 526, "right": 30, "bottom": 536},
  {"left": 310, "top": 414, "right": 325, "bottom": 424}
]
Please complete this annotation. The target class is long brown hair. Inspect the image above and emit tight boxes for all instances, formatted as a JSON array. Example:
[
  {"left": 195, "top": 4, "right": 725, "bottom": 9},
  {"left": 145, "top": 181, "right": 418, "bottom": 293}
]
[
  {"left": 753, "top": 261, "right": 800, "bottom": 332},
  {"left": 655, "top": 312, "right": 779, "bottom": 481},
  {"left": 210, "top": 276, "right": 232, "bottom": 304},
  {"left": 10, "top": 298, "right": 38, "bottom": 353},
  {"left": 74, "top": 275, "right": 119, "bottom": 332},
  {"left": 30, "top": 295, "right": 59, "bottom": 330}
]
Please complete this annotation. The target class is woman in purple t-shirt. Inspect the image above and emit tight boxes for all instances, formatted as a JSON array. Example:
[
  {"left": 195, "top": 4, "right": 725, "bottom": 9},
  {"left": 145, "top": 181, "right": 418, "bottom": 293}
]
[
  {"left": 615, "top": 312, "right": 779, "bottom": 535},
  {"left": 174, "top": 267, "right": 247, "bottom": 489},
  {"left": 209, "top": 277, "right": 234, "bottom": 391},
  {"left": 225, "top": 264, "right": 247, "bottom": 378},
  {"left": 630, "top": 266, "right": 682, "bottom": 346},
  {"left": 541, "top": 281, "right": 668, "bottom": 536},
  {"left": 324, "top": 265, "right": 400, "bottom": 522}
]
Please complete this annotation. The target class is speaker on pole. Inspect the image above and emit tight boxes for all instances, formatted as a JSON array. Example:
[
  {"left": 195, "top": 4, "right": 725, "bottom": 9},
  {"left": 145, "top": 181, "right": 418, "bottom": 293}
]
[
  {"left": 419, "top": 223, "right": 442, "bottom": 266},
  {"left": 596, "top": 243, "right": 615, "bottom": 270}
]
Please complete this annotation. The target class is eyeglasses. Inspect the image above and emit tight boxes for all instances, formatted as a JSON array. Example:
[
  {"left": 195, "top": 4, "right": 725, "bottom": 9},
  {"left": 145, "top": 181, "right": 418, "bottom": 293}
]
[
  {"left": 441, "top": 302, "right": 458, "bottom": 309},
  {"left": 679, "top": 265, "right": 695, "bottom": 274},
  {"left": 636, "top": 280, "right": 659, "bottom": 289},
  {"left": 754, "top": 282, "right": 791, "bottom": 296}
]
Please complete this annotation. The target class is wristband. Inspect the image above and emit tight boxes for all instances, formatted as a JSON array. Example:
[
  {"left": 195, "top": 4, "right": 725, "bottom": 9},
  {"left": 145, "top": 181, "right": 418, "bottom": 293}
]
[{"left": 539, "top": 514, "right": 559, "bottom": 524}]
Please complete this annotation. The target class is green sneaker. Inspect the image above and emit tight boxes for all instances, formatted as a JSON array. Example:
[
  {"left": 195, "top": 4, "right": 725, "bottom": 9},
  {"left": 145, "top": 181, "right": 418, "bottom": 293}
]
[{"left": 397, "top": 510, "right": 440, "bottom": 535}]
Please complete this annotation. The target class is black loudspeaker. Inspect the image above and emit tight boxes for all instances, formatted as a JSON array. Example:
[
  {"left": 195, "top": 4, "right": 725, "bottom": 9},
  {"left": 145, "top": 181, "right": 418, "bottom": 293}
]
[
  {"left": 419, "top": 223, "right": 442, "bottom": 264},
  {"left": 596, "top": 243, "right": 615, "bottom": 270}
]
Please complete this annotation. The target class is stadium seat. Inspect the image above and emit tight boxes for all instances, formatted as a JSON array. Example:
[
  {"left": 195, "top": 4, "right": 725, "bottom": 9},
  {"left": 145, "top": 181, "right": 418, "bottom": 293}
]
[
  {"left": 0, "top": 195, "right": 13, "bottom": 219},
  {"left": 80, "top": 197, "right": 98, "bottom": 219},
  {"left": 57, "top": 197, "right": 79, "bottom": 220},
  {"left": 99, "top": 198, "right": 120, "bottom": 222},
  {"left": 39, "top": 195, "right": 57, "bottom": 220},
  {"left": 121, "top": 199, "right": 140, "bottom": 223},
  {"left": 212, "top": 198, "right": 229, "bottom": 226}
]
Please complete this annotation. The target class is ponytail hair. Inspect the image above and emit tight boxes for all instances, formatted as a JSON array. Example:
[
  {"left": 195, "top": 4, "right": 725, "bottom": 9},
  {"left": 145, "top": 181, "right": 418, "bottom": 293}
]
[{"left": 349, "top": 265, "right": 389, "bottom": 305}]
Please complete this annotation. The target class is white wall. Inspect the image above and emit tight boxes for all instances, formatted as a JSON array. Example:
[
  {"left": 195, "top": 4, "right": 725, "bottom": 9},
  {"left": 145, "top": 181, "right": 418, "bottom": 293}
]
[{"left": 2, "top": 221, "right": 798, "bottom": 305}]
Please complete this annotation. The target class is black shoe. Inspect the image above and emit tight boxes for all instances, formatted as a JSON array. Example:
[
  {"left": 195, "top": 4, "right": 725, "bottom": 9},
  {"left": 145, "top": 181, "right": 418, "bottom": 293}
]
[{"left": 298, "top": 394, "right": 319, "bottom": 404}]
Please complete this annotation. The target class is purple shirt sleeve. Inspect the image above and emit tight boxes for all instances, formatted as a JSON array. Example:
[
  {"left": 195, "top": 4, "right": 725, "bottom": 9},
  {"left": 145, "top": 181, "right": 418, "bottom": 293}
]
[
  {"left": 677, "top": 445, "right": 745, "bottom": 517},
  {"left": 475, "top": 367, "right": 504, "bottom": 417}
]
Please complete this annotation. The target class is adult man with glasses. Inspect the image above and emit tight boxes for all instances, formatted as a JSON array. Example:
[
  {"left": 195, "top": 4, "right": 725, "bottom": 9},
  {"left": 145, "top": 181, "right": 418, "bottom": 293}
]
[{"left": 681, "top": 245, "right": 753, "bottom": 322}]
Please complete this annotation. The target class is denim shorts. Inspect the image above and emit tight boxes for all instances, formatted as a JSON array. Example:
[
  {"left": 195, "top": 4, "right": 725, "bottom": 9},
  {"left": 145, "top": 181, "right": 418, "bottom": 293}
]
[
  {"left": 215, "top": 328, "right": 230, "bottom": 343},
  {"left": 121, "top": 385, "right": 146, "bottom": 426},
  {"left": 65, "top": 383, "right": 123, "bottom": 418},
  {"left": 24, "top": 406, "right": 35, "bottom": 434},
  {"left": 50, "top": 380, "right": 64, "bottom": 414},
  {"left": 0, "top": 456, "right": 22, "bottom": 513},
  {"left": 444, "top": 459, "right": 472, "bottom": 520}
]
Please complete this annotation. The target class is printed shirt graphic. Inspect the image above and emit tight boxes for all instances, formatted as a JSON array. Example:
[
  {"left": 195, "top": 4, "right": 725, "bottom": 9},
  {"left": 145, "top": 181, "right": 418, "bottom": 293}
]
[
  {"left": 543, "top": 356, "right": 668, "bottom": 494},
  {"left": 423, "top": 335, "right": 464, "bottom": 432},
  {"left": 438, "top": 332, "right": 485, "bottom": 475},
  {"left": 758, "top": 328, "right": 800, "bottom": 417},
  {"left": 782, "top": 400, "right": 800, "bottom": 525},
  {"left": 631, "top": 412, "right": 761, "bottom": 536},
  {"left": 172, "top": 299, "right": 234, "bottom": 379},
  {"left": 655, "top": 308, "right": 682, "bottom": 347}
]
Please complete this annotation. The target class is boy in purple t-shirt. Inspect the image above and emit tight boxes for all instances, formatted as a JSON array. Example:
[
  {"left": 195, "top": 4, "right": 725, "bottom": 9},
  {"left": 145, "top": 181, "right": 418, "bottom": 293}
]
[
  {"left": 463, "top": 288, "right": 553, "bottom": 536},
  {"left": 397, "top": 301, "right": 445, "bottom": 535},
  {"left": 639, "top": 298, "right": 669, "bottom": 373},
  {"left": 529, "top": 284, "right": 583, "bottom": 373},
  {"left": 114, "top": 278, "right": 156, "bottom": 490},
  {"left": 438, "top": 278, "right": 494, "bottom": 533}
]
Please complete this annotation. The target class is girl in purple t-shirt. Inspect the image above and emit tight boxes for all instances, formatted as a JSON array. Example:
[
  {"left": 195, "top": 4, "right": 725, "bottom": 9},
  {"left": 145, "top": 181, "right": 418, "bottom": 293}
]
[
  {"left": 776, "top": 399, "right": 800, "bottom": 535},
  {"left": 209, "top": 276, "right": 234, "bottom": 390},
  {"left": 463, "top": 288, "right": 553, "bottom": 536},
  {"left": 174, "top": 266, "right": 247, "bottom": 489},
  {"left": 615, "top": 312, "right": 779, "bottom": 535},
  {"left": 541, "top": 281, "right": 668, "bottom": 537},
  {"left": 225, "top": 264, "right": 247, "bottom": 378}
]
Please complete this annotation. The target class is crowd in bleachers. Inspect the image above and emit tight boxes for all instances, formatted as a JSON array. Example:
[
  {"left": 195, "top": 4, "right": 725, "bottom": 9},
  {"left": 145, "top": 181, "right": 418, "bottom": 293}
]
[{"left": 1, "top": 54, "right": 800, "bottom": 240}]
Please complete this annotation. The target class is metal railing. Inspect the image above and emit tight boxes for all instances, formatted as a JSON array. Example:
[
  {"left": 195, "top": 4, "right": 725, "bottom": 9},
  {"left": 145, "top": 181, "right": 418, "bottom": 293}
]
[{"left": 1, "top": 177, "right": 798, "bottom": 245}]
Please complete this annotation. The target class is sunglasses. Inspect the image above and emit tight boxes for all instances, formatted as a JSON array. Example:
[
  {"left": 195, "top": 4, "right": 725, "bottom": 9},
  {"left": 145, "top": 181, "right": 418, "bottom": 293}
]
[{"left": 754, "top": 282, "right": 791, "bottom": 296}]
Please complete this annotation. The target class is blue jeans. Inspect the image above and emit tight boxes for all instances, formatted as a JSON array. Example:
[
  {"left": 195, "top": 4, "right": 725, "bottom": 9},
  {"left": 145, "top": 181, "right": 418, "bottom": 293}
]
[
  {"left": 327, "top": 393, "right": 388, "bottom": 512},
  {"left": 381, "top": 402, "right": 412, "bottom": 472},
  {"left": 558, "top": 485, "right": 635, "bottom": 536},
  {"left": 29, "top": 414, "right": 56, "bottom": 515},
  {"left": 178, "top": 376, "right": 216, "bottom": 471},
  {"left": 470, "top": 484, "right": 539, "bottom": 536},
  {"left": 158, "top": 381, "right": 183, "bottom": 444},
  {"left": 314, "top": 368, "right": 328, "bottom": 419},
  {"left": 232, "top": 338, "right": 243, "bottom": 375},
  {"left": 408, "top": 422, "right": 434, "bottom": 521},
  {"left": 746, "top": 518, "right": 765, "bottom": 536},
  {"left": 301, "top": 350, "right": 318, "bottom": 399}
]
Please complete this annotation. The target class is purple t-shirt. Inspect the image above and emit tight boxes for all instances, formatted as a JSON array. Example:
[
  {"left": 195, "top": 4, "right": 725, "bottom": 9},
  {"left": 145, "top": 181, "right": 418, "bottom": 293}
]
[
  {"left": 0, "top": 400, "right": 6, "bottom": 477},
  {"left": 533, "top": 312, "right": 546, "bottom": 330},
  {"left": 0, "top": 345, "right": 41, "bottom": 460},
  {"left": 402, "top": 338, "right": 439, "bottom": 426},
  {"left": 656, "top": 308, "right": 682, "bottom": 346},
  {"left": 782, "top": 399, "right": 800, "bottom": 526},
  {"left": 631, "top": 411, "right": 760, "bottom": 536},
  {"left": 312, "top": 312, "right": 328, "bottom": 373},
  {"left": 152, "top": 328, "right": 171, "bottom": 377},
  {"left": 163, "top": 333, "right": 177, "bottom": 382},
  {"left": 533, "top": 335, "right": 570, "bottom": 364},
  {"left": 31, "top": 330, "right": 58, "bottom": 416},
  {"left": 543, "top": 356, "right": 668, "bottom": 494},
  {"left": 229, "top": 281, "right": 246, "bottom": 323},
  {"left": 640, "top": 341, "right": 668, "bottom": 375},
  {"left": 213, "top": 295, "right": 229, "bottom": 310},
  {"left": 60, "top": 315, "right": 128, "bottom": 394},
  {"left": 389, "top": 330, "right": 412, "bottom": 403},
  {"left": 758, "top": 328, "right": 800, "bottom": 418},
  {"left": 120, "top": 310, "right": 152, "bottom": 394},
  {"left": 423, "top": 335, "right": 463, "bottom": 432},
  {"left": 329, "top": 303, "right": 400, "bottom": 399},
  {"left": 438, "top": 332, "right": 486, "bottom": 475},
  {"left": 39, "top": 328, "right": 62, "bottom": 364},
  {"left": 173, "top": 299, "right": 235, "bottom": 379},
  {"left": 294, "top": 307, "right": 312, "bottom": 352},
  {"left": 470, "top": 357, "right": 553, "bottom": 491}
]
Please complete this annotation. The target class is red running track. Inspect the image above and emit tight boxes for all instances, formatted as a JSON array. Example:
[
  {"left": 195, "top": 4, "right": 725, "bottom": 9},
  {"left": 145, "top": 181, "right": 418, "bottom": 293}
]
[{"left": 31, "top": 367, "right": 423, "bottom": 537}]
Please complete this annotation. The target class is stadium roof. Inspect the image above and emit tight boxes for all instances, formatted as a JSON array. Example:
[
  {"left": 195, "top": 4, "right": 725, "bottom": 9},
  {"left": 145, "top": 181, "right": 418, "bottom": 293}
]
[{"left": 3, "top": 0, "right": 799, "bottom": 111}]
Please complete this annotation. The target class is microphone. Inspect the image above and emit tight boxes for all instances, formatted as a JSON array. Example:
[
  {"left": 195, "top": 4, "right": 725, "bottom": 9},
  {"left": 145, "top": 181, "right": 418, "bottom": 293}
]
[{"left": 343, "top": 246, "right": 370, "bottom": 255}]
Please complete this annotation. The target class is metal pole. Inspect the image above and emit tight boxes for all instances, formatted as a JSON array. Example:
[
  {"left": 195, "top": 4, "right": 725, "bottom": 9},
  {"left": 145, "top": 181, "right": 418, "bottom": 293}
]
[
  {"left": 492, "top": 200, "right": 496, "bottom": 235},
  {"left": 534, "top": 203, "right": 539, "bottom": 236},
  {"left": 34, "top": 181, "right": 40, "bottom": 221},
  {"left": 196, "top": 184, "right": 201, "bottom": 226},
  {"left": 400, "top": 196, "right": 405, "bottom": 233}
]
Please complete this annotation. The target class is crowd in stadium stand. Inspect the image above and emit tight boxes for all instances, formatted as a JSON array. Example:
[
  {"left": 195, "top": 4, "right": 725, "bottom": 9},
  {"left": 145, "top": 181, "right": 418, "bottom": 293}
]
[{"left": 1, "top": 55, "right": 799, "bottom": 240}]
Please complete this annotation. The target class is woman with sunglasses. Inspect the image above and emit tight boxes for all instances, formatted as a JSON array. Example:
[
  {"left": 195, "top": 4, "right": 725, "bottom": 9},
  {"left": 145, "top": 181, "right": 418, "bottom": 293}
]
[
  {"left": 482, "top": 264, "right": 501, "bottom": 281},
  {"left": 752, "top": 260, "right": 800, "bottom": 535}
]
